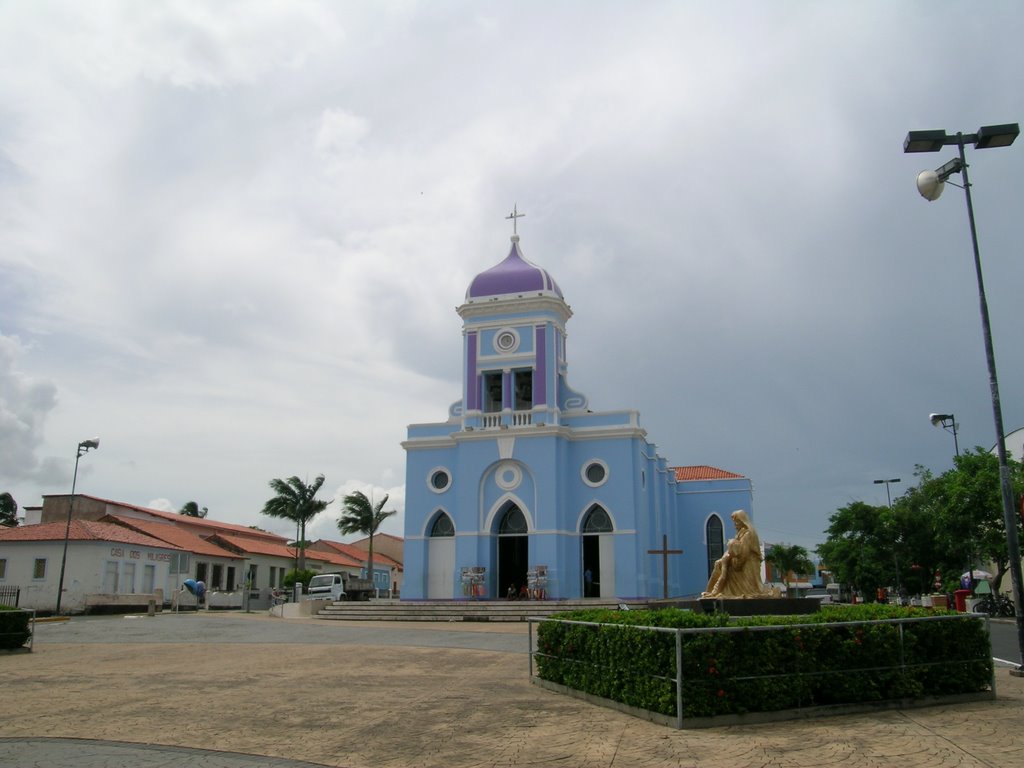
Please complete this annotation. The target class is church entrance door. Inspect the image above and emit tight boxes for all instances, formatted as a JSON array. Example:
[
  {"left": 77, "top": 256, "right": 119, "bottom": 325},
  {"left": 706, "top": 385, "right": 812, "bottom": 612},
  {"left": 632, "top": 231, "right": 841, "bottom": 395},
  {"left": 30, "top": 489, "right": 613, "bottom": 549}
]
[
  {"left": 496, "top": 504, "right": 528, "bottom": 599},
  {"left": 427, "top": 512, "right": 456, "bottom": 599},
  {"left": 581, "top": 505, "right": 614, "bottom": 598}
]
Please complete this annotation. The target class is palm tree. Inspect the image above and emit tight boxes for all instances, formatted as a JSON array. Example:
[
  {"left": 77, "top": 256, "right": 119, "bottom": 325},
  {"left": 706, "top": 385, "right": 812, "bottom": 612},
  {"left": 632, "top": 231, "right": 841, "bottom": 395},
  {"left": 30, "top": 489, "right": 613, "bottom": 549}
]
[
  {"left": 179, "top": 501, "right": 208, "bottom": 518},
  {"left": 262, "top": 475, "right": 330, "bottom": 571},
  {"left": 0, "top": 492, "right": 18, "bottom": 527},
  {"left": 337, "top": 491, "right": 396, "bottom": 589},
  {"left": 765, "top": 543, "right": 815, "bottom": 597}
]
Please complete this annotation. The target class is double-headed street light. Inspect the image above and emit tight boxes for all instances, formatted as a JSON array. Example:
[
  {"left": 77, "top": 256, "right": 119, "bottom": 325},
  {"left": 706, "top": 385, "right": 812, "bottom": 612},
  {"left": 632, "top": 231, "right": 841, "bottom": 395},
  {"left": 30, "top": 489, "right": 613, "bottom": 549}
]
[
  {"left": 55, "top": 437, "right": 99, "bottom": 614},
  {"left": 873, "top": 477, "right": 901, "bottom": 509},
  {"left": 875, "top": 478, "right": 902, "bottom": 598},
  {"left": 904, "top": 122, "right": 1024, "bottom": 675},
  {"left": 929, "top": 413, "right": 960, "bottom": 456}
]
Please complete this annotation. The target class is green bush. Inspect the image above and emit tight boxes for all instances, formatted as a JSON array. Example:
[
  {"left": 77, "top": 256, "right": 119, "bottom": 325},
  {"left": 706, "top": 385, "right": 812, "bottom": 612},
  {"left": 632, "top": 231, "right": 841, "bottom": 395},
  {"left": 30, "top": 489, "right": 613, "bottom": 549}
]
[
  {"left": 534, "top": 605, "right": 991, "bottom": 719},
  {"left": 282, "top": 569, "right": 316, "bottom": 589},
  {"left": 0, "top": 605, "right": 31, "bottom": 650}
]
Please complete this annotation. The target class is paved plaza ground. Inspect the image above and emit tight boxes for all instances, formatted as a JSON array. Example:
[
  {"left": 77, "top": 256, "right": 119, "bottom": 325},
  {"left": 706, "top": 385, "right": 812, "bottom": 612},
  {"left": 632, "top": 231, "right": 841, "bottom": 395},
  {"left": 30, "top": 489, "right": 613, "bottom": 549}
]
[{"left": 2, "top": 612, "right": 1023, "bottom": 767}]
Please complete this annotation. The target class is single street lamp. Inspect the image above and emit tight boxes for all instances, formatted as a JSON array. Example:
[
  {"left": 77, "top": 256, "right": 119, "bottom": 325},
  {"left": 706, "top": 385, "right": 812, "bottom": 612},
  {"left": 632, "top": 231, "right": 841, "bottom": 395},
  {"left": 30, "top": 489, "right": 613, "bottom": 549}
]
[
  {"left": 905, "top": 122, "right": 1024, "bottom": 675},
  {"left": 55, "top": 438, "right": 100, "bottom": 614},
  {"left": 929, "top": 413, "right": 960, "bottom": 456}
]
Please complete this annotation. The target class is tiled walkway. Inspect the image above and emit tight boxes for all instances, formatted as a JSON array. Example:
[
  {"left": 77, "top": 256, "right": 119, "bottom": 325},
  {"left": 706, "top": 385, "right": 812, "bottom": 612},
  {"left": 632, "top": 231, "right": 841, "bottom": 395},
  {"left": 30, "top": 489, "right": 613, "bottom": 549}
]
[{"left": 3, "top": 612, "right": 1021, "bottom": 767}]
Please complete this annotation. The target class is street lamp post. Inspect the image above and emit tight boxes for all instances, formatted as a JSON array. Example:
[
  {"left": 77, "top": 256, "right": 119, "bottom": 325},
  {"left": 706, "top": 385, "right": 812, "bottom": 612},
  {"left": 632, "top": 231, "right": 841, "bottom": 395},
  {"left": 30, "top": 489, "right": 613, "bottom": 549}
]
[
  {"left": 874, "top": 477, "right": 901, "bottom": 509},
  {"left": 905, "top": 122, "right": 1024, "bottom": 675},
  {"left": 55, "top": 438, "right": 100, "bottom": 614},
  {"left": 875, "top": 478, "right": 902, "bottom": 598},
  {"left": 929, "top": 413, "right": 960, "bottom": 456}
]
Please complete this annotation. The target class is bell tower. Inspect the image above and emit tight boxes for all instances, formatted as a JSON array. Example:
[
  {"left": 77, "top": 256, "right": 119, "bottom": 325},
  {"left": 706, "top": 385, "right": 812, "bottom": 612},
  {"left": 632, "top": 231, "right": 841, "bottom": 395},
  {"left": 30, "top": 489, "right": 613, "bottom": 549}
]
[{"left": 457, "top": 233, "right": 580, "bottom": 430}]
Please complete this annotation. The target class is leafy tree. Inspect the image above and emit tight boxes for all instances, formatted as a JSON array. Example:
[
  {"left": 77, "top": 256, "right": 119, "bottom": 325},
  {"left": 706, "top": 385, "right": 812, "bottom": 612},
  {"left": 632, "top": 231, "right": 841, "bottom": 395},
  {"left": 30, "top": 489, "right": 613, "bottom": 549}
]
[
  {"left": 890, "top": 465, "right": 950, "bottom": 596},
  {"left": 0, "top": 492, "right": 18, "bottom": 527},
  {"left": 262, "top": 475, "right": 331, "bottom": 571},
  {"left": 764, "top": 543, "right": 814, "bottom": 596},
  {"left": 337, "top": 491, "right": 396, "bottom": 588},
  {"left": 930, "top": 448, "right": 1024, "bottom": 593},
  {"left": 282, "top": 569, "right": 317, "bottom": 590},
  {"left": 179, "top": 501, "right": 208, "bottom": 518},
  {"left": 818, "top": 501, "right": 893, "bottom": 600},
  {"left": 819, "top": 451, "right": 1023, "bottom": 599}
]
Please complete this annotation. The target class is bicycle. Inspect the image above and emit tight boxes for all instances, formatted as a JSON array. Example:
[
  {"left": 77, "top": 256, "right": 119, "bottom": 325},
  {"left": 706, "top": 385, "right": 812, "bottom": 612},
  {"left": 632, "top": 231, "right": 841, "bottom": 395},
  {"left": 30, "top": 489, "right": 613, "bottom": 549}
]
[{"left": 972, "top": 592, "right": 1016, "bottom": 618}]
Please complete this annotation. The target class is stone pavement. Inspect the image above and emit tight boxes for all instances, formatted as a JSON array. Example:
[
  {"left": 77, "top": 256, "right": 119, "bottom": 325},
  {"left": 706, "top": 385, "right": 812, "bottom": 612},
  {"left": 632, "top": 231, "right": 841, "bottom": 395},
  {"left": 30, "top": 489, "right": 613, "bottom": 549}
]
[{"left": 2, "top": 612, "right": 1023, "bottom": 767}]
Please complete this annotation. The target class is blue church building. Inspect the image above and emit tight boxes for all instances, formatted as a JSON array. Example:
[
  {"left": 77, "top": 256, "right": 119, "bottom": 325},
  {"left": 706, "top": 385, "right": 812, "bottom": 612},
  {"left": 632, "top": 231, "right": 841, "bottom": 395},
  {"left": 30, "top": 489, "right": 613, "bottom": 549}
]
[{"left": 402, "top": 230, "right": 755, "bottom": 600}]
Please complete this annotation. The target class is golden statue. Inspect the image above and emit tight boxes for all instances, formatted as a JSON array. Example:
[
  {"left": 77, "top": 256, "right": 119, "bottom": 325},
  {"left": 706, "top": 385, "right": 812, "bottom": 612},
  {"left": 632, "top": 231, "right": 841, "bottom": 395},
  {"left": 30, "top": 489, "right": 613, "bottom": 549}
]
[{"left": 702, "top": 510, "right": 773, "bottom": 598}]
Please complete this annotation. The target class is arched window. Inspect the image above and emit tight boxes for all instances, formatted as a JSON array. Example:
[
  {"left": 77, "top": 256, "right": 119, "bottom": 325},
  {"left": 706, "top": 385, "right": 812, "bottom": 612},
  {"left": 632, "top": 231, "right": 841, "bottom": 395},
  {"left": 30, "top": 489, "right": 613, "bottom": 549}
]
[
  {"left": 430, "top": 513, "right": 455, "bottom": 537},
  {"left": 706, "top": 515, "right": 724, "bottom": 578},
  {"left": 498, "top": 506, "right": 527, "bottom": 534},
  {"left": 582, "top": 505, "right": 613, "bottom": 534}
]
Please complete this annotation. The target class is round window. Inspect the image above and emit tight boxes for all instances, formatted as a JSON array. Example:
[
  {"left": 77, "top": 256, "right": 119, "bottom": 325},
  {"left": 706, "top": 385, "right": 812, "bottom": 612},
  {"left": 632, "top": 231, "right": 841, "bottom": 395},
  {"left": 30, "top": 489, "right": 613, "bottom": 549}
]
[
  {"left": 581, "top": 460, "right": 608, "bottom": 487},
  {"left": 495, "top": 461, "right": 522, "bottom": 490},
  {"left": 429, "top": 469, "right": 451, "bottom": 493},
  {"left": 494, "top": 328, "right": 520, "bottom": 353}
]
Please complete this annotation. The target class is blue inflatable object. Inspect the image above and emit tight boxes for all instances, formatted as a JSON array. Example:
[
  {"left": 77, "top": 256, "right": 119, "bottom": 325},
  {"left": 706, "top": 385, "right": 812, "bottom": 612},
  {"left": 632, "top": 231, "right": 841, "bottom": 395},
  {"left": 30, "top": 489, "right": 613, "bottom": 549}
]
[{"left": 183, "top": 579, "right": 206, "bottom": 597}]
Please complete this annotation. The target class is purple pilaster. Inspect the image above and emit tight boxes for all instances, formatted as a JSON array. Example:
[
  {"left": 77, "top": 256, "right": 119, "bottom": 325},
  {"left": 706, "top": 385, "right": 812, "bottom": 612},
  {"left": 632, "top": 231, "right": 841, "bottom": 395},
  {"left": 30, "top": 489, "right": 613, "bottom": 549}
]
[
  {"left": 534, "top": 326, "right": 546, "bottom": 405},
  {"left": 502, "top": 370, "right": 512, "bottom": 410},
  {"left": 466, "top": 333, "right": 478, "bottom": 411}
]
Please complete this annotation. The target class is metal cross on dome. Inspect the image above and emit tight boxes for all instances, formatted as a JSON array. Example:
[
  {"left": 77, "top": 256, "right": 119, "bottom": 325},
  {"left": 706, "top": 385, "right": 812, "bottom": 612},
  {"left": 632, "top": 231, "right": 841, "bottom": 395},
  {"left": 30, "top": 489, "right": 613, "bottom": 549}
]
[{"left": 505, "top": 204, "right": 525, "bottom": 234}]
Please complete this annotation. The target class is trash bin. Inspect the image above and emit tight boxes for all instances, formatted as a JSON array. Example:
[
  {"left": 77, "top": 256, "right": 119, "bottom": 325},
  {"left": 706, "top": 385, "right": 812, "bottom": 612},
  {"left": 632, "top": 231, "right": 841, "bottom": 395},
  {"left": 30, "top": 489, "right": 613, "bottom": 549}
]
[{"left": 954, "top": 589, "right": 971, "bottom": 612}]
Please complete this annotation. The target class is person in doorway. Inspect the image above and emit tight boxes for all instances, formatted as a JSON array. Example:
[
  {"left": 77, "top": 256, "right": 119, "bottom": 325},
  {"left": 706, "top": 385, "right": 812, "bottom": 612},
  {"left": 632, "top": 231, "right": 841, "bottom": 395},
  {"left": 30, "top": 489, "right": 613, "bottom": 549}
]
[
  {"left": 506, "top": 583, "right": 516, "bottom": 600},
  {"left": 584, "top": 568, "right": 593, "bottom": 597},
  {"left": 519, "top": 583, "right": 530, "bottom": 600}
]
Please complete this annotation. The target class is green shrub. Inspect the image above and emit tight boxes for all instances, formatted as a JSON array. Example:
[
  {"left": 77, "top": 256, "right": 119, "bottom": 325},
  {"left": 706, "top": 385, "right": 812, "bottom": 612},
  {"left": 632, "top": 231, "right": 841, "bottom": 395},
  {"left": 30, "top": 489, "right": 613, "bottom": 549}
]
[
  {"left": 282, "top": 569, "right": 316, "bottom": 589},
  {"left": 534, "top": 605, "right": 991, "bottom": 720},
  {"left": 0, "top": 605, "right": 31, "bottom": 650}
]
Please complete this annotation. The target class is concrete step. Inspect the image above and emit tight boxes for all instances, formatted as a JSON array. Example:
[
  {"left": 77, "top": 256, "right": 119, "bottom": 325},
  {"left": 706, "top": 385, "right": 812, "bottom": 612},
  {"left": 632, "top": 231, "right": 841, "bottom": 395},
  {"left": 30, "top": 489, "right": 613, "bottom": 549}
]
[{"left": 314, "top": 598, "right": 647, "bottom": 622}]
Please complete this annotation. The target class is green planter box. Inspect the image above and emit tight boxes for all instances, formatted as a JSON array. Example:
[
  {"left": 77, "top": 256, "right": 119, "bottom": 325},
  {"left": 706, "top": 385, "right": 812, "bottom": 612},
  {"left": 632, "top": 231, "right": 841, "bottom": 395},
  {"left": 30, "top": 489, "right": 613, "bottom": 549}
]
[
  {"left": 531, "top": 605, "right": 993, "bottom": 727},
  {"left": 0, "top": 606, "right": 33, "bottom": 652}
]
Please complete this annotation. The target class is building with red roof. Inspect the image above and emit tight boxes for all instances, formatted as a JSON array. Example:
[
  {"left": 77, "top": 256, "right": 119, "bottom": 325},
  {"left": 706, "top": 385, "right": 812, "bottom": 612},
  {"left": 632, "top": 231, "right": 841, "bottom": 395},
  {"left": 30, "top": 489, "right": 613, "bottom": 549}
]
[{"left": 0, "top": 520, "right": 183, "bottom": 613}]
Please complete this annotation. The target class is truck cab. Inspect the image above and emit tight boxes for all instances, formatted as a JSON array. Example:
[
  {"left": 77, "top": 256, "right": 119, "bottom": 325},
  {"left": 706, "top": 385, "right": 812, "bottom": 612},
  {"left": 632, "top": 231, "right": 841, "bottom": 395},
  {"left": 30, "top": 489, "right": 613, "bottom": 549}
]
[{"left": 307, "top": 573, "right": 346, "bottom": 601}]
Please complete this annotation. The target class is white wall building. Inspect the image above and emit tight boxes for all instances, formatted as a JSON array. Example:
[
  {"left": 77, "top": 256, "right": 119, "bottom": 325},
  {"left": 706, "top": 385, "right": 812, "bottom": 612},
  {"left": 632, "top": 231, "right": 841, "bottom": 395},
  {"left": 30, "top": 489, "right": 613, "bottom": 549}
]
[{"left": 0, "top": 520, "right": 182, "bottom": 613}]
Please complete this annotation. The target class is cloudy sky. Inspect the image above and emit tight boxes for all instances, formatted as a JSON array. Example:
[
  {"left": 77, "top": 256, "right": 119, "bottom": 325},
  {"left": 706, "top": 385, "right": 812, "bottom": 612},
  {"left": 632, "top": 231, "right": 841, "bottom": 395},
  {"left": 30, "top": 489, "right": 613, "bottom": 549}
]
[{"left": 1, "top": 2, "right": 1022, "bottom": 550}]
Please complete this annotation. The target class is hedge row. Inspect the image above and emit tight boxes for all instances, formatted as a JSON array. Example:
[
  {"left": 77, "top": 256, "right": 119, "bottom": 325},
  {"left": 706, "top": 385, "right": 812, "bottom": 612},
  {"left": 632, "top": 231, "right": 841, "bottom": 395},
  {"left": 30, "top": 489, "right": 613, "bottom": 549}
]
[
  {"left": 534, "top": 605, "right": 992, "bottom": 719},
  {"left": 0, "top": 605, "right": 32, "bottom": 650}
]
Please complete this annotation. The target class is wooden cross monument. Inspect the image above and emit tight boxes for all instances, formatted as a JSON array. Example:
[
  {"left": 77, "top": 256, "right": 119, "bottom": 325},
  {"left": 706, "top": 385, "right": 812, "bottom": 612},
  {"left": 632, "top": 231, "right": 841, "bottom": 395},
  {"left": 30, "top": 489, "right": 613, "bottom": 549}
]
[{"left": 647, "top": 534, "right": 683, "bottom": 600}]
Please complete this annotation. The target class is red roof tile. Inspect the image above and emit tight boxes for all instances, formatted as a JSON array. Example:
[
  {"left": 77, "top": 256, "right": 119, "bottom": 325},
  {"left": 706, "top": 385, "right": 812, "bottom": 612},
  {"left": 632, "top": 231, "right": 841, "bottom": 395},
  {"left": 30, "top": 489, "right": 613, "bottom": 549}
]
[
  {"left": 47, "top": 494, "right": 289, "bottom": 543},
  {"left": 0, "top": 520, "right": 182, "bottom": 549},
  {"left": 311, "top": 539, "right": 402, "bottom": 570},
  {"left": 673, "top": 465, "right": 745, "bottom": 482},
  {"left": 210, "top": 533, "right": 300, "bottom": 559},
  {"left": 308, "top": 548, "right": 364, "bottom": 569},
  {"left": 104, "top": 515, "right": 243, "bottom": 560}
]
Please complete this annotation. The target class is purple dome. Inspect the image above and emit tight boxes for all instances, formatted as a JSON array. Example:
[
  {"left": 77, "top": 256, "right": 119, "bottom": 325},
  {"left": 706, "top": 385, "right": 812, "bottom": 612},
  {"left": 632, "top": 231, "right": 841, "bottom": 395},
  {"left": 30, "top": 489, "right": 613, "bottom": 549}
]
[{"left": 466, "top": 235, "right": 563, "bottom": 300}]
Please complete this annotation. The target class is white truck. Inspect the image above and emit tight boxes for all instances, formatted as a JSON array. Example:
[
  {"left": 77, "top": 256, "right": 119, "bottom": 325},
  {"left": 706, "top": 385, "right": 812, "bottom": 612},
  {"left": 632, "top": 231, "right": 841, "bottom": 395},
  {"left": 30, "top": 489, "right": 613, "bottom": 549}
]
[
  {"left": 307, "top": 573, "right": 346, "bottom": 601},
  {"left": 306, "top": 573, "right": 376, "bottom": 601}
]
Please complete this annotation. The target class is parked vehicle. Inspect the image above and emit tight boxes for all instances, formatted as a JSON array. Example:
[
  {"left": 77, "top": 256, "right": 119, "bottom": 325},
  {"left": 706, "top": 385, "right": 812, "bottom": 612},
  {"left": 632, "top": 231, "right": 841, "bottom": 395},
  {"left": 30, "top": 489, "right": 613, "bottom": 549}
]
[
  {"left": 972, "top": 592, "right": 1015, "bottom": 618},
  {"left": 307, "top": 574, "right": 346, "bottom": 601},
  {"left": 307, "top": 573, "right": 376, "bottom": 602},
  {"left": 805, "top": 588, "right": 833, "bottom": 604}
]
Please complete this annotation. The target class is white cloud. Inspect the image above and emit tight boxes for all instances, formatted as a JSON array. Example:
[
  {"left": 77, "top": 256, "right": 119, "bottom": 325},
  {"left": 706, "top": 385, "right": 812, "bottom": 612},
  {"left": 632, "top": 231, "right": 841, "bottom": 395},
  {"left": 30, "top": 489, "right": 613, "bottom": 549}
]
[
  {"left": 0, "top": 2, "right": 1021, "bottom": 552},
  {"left": 0, "top": 333, "right": 61, "bottom": 483}
]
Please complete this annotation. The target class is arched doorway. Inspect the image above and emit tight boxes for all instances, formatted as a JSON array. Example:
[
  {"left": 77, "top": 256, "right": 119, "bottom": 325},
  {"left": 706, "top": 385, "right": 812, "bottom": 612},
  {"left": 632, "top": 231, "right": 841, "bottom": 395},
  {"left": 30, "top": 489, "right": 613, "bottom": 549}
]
[
  {"left": 581, "top": 505, "right": 614, "bottom": 598},
  {"left": 706, "top": 515, "right": 724, "bottom": 580},
  {"left": 496, "top": 504, "right": 528, "bottom": 598},
  {"left": 427, "top": 512, "right": 455, "bottom": 598}
]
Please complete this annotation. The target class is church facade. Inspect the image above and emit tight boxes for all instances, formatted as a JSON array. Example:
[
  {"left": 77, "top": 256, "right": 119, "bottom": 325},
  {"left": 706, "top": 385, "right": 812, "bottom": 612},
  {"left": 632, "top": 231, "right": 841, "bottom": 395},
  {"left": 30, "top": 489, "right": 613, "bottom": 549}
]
[{"left": 401, "top": 232, "right": 754, "bottom": 600}]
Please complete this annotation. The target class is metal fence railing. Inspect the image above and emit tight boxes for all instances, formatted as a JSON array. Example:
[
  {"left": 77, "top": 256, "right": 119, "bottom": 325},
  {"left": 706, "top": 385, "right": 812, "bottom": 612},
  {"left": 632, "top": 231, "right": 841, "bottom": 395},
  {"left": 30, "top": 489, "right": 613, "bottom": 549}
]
[
  {"left": 0, "top": 585, "right": 20, "bottom": 607},
  {"left": 528, "top": 613, "right": 994, "bottom": 728}
]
